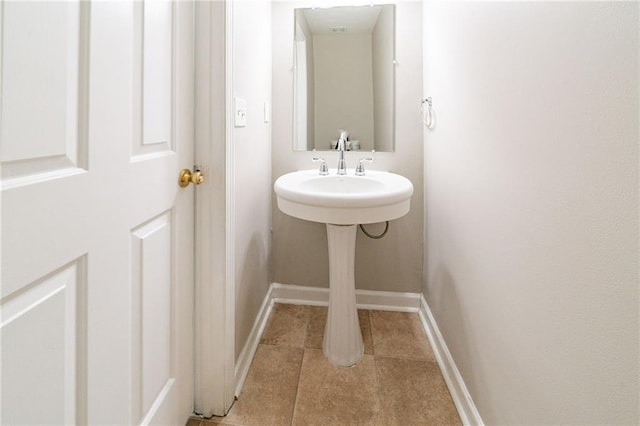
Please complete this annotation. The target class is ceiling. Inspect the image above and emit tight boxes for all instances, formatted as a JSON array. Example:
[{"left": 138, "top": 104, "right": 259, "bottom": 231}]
[{"left": 300, "top": 5, "right": 386, "bottom": 35}]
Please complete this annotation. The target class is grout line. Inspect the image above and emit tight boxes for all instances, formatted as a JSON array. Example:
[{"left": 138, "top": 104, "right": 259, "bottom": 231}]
[
  {"left": 290, "top": 305, "right": 310, "bottom": 425},
  {"left": 302, "top": 304, "right": 310, "bottom": 349},
  {"left": 289, "top": 346, "right": 306, "bottom": 425},
  {"left": 372, "top": 356, "right": 384, "bottom": 422},
  {"left": 370, "top": 309, "right": 385, "bottom": 422},
  {"left": 369, "top": 309, "right": 379, "bottom": 356}
]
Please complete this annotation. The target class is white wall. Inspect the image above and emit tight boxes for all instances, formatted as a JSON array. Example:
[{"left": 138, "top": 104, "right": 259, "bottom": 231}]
[
  {"left": 272, "top": 1, "right": 423, "bottom": 293},
  {"left": 423, "top": 2, "right": 639, "bottom": 424},
  {"left": 232, "top": 1, "right": 272, "bottom": 360}
]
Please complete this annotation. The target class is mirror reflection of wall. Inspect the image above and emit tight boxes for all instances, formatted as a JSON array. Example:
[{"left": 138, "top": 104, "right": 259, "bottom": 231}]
[{"left": 293, "top": 5, "right": 395, "bottom": 152}]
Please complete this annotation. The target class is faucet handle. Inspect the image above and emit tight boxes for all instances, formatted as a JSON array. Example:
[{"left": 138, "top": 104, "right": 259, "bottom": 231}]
[
  {"left": 355, "top": 150, "right": 375, "bottom": 176},
  {"left": 312, "top": 150, "right": 329, "bottom": 175}
]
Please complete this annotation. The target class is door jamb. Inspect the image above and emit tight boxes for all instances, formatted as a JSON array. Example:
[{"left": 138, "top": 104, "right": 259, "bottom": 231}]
[{"left": 194, "top": 0, "right": 235, "bottom": 417}]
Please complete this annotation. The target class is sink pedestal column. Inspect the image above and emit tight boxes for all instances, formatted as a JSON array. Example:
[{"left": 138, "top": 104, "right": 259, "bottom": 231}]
[{"left": 323, "top": 224, "right": 364, "bottom": 367}]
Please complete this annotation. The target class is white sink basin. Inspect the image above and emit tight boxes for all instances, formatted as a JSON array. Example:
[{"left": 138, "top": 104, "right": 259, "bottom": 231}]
[{"left": 274, "top": 169, "right": 413, "bottom": 225}]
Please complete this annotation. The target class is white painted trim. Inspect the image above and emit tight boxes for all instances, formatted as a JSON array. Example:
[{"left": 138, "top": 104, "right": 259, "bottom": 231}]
[
  {"left": 356, "top": 289, "right": 421, "bottom": 311},
  {"left": 271, "top": 283, "right": 421, "bottom": 312},
  {"left": 234, "top": 285, "right": 275, "bottom": 397},
  {"left": 222, "top": 0, "right": 237, "bottom": 414},
  {"left": 271, "top": 282, "right": 329, "bottom": 306},
  {"left": 193, "top": 0, "right": 235, "bottom": 417},
  {"left": 418, "top": 295, "right": 484, "bottom": 426}
]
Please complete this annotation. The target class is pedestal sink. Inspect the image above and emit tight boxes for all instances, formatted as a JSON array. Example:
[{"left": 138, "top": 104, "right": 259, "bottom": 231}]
[{"left": 274, "top": 169, "right": 413, "bottom": 367}]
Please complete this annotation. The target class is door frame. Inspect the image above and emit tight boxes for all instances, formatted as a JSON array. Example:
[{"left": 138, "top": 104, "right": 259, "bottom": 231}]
[{"left": 193, "top": 0, "right": 236, "bottom": 417}]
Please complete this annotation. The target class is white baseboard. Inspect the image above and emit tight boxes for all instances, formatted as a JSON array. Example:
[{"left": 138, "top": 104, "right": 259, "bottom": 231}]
[
  {"left": 418, "top": 295, "right": 484, "bottom": 426},
  {"left": 234, "top": 285, "right": 275, "bottom": 397},
  {"left": 271, "top": 282, "right": 421, "bottom": 312},
  {"left": 271, "top": 282, "right": 329, "bottom": 306},
  {"left": 234, "top": 283, "right": 483, "bottom": 426}
]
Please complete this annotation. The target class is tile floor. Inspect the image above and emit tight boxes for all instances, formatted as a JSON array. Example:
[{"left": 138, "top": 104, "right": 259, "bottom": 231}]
[{"left": 188, "top": 304, "right": 461, "bottom": 426}]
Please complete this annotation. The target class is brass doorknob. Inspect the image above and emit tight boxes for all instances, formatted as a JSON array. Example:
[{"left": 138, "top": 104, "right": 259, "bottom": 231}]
[{"left": 179, "top": 166, "right": 204, "bottom": 187}]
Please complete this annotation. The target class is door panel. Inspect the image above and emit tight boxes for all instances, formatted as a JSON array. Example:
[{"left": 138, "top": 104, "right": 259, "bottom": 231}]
[
  {"left": 0, "top": 1, "right": 195, "bottom": 424},
  {"left": 141, "top": 0, "right": 172, "bottom": 148},
  {"left": 133, "top": 0, "right": 174, "bottom": 158},
  {"left": 131, "top": 212, "right": 174, "bottom": 423},
  {"left": 1, "top": 1, "right": 88, "bottom": 181},
  {"left": 1, "top": 259, "right": 86, "bottom": 425}
]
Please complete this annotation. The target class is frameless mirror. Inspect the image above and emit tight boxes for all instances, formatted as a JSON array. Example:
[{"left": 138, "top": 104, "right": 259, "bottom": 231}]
[{"left": 293, "top": 4, "right": 395, "bottom": 152}]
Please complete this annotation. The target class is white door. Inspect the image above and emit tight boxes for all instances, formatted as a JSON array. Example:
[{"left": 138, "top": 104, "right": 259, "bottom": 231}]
[{"left": 1, "top": 1, "right": 195, "bottom": 424}]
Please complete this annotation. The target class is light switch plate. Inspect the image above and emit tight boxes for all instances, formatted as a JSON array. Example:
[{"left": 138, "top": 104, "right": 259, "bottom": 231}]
[{"left": 234, "top": 97, "right": 247, "bottom": 127}]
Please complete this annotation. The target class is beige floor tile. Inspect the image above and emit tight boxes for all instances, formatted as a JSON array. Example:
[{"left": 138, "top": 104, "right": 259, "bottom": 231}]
[
  {"left": 358, "top": 309, "right": 374, "bottom": 355},
  {"left": 200, "top": 416, "right": 235, "bottom": 425},
  {"left": 305, "top": 305, "right": 327, "bottom": 349},
  {"left": 186, "top": 418, "right": 202, "bottom": 426},
  {"left": 306, "top": 307, "right": 374, "bottom": 355},
  {"left": 223, "top": 344, "right": 303, "bottom": 425},
  {"left": 202, "top": 417, "right": 248, "bottom": 426},
  {"left": 200, "top": 417, "right": 231, "bottom": 425},
  {"left": 205, "top": 418, "right": 245, "bottom": 426},
  {"left": 376, "top": 357, "right": 461, "bottom": 425},
  {"left": 292, "top": 349, "right": 381, "bottom": 425},
  {"left": 260, "top": 303, "right": 308, "bottom": 347},
  {"left": 370, "top": 311, "right": 434, "bottom": 360}
]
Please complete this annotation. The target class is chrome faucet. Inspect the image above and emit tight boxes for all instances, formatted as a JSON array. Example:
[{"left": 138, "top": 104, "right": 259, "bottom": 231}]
[{"left": 336, "top": 130, "right": 348, "bottom": 175}]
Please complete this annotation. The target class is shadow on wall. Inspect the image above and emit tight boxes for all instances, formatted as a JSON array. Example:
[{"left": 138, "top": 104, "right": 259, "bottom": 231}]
[
  {"left": 355, "top": 215, "right": 422, "bottom": 292},
  {"left": 427, "top": 264, "right": 493, "bottom": 420},
  {"left": 235, "top": 232, "right": 270, "bottom": 358},
  {"left": 272, "top": 212, "right": 330, "bottom": 287}
]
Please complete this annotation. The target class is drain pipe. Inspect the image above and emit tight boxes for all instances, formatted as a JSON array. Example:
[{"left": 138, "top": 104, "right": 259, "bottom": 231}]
[{"left": 359, "top": 221, "right": 389, "bottom": 239}]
